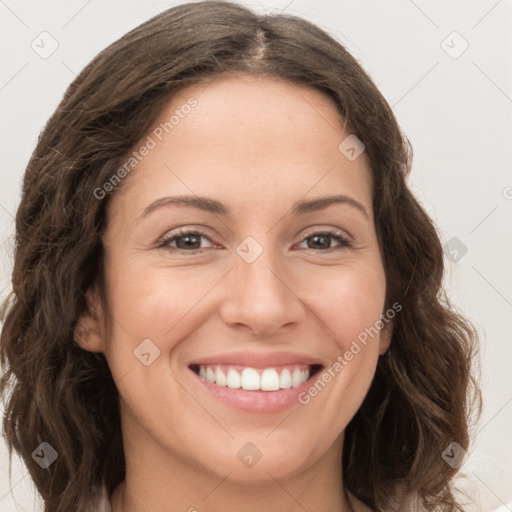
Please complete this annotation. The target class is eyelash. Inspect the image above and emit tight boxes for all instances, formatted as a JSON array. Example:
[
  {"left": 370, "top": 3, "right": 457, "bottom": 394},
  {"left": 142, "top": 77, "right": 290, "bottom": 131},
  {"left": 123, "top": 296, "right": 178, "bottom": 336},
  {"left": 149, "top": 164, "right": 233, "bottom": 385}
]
[{"left": 157, "top": 227, "right": 354, "bottom": 254}]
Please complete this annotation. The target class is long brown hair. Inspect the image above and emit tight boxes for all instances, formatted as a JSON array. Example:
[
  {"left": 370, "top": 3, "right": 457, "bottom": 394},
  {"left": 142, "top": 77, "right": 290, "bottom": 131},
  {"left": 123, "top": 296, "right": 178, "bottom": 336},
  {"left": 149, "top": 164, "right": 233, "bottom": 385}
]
[{"left": 1, "top": 2, "right": 480, "bottom": 511}]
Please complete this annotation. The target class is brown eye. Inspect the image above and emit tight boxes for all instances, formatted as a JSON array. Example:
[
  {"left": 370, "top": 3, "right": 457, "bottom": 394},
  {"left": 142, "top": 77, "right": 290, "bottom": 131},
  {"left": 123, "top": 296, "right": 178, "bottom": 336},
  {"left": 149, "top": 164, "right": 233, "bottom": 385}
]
[
  {"left": 174, "top": 233, "right": 203, "bottom": 249},
  {"left": 298, "top": 231, "right": 353, "bottom": 251},
  {"left": 307, "top": 234, "right": 332, "bottom": 250},
  {"left": 159, "top": 229, "right": 214, "bottom": 252}
]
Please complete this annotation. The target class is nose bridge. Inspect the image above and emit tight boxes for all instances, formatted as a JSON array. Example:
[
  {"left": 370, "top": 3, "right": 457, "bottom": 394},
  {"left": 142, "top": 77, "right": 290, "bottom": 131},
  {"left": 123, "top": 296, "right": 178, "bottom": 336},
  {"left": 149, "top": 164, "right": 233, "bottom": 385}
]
[{"left": 220, "top": 237, "right": 304, "bottom": 335}]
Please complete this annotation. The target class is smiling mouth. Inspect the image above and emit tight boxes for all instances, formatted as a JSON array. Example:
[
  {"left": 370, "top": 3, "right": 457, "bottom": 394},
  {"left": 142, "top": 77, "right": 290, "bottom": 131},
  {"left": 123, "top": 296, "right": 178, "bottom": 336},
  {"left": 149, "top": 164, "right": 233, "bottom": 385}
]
[{"left": 189, "top": 364, "right": 323, "bottom": 392}]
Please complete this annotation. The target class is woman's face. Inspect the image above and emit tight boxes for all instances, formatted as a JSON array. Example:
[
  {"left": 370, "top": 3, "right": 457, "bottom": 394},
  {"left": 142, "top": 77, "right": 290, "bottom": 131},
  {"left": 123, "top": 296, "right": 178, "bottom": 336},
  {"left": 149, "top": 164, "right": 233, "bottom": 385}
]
[{"left": 81, "top": 74, "right": 390, "bottom": 484}]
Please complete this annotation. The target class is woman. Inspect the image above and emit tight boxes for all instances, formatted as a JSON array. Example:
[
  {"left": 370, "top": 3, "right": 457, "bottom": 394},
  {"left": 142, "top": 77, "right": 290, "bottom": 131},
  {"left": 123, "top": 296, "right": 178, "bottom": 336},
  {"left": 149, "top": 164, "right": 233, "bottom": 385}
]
[{"left": 0, "top": 2, "right": 480, "bottom": 511}]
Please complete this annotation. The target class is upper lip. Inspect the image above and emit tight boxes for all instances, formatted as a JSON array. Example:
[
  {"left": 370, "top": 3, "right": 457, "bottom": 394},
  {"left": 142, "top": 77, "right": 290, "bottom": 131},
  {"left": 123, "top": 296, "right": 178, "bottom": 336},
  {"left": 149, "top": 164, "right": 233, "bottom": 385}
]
[{"left": 188, "top": 351, "right": 324, "bottom": 369}]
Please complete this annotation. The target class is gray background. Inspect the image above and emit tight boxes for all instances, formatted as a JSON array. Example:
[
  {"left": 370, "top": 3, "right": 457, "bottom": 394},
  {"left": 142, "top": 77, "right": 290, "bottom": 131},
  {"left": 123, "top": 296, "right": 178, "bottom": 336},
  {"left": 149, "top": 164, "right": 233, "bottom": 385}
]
[{"left": 1, "top": 1, "right": 511, "bottom": 511}]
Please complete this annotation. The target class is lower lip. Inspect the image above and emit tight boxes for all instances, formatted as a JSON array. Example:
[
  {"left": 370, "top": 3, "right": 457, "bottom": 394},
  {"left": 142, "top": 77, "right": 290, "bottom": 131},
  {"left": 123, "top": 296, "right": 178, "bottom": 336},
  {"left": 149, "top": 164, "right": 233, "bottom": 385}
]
[{"left": 188, "top": 368, "right": 318, "bottom": 414}]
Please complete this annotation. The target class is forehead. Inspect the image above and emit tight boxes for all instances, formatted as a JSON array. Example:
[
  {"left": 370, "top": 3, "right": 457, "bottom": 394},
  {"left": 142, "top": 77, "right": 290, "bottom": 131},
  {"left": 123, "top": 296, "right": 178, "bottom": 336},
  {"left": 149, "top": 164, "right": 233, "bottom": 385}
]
[
  {"left": 165, "top": 74, "right": 359, "bottom": 162},
  {"left": 109, "top": 74, "right": 373, "bottom": 221}
]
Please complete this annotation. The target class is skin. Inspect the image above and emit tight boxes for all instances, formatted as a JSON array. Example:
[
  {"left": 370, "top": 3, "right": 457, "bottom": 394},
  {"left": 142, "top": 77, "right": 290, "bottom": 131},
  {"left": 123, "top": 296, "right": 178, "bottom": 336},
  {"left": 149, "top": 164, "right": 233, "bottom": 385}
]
[{"left": 76, "top": 74, "right": 392, "bottom": 512}]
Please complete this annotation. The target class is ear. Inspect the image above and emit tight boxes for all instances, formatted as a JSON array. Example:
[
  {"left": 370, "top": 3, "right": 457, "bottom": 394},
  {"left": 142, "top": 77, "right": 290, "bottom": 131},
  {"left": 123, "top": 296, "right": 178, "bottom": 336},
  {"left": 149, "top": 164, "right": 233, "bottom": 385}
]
[
  {"left": 378, "top": 319, "right": 393, "bottom": 355},
  {"left": 73, "top": 287, "right": 107, "bottom": 353}
]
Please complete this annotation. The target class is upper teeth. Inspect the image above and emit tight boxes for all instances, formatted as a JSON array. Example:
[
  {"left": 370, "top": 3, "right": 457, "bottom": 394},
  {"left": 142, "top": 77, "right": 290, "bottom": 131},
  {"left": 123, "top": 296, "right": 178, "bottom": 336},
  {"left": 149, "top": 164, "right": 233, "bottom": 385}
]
[{"left": 198, "top": 365, "right": 310, "bottom": 391}]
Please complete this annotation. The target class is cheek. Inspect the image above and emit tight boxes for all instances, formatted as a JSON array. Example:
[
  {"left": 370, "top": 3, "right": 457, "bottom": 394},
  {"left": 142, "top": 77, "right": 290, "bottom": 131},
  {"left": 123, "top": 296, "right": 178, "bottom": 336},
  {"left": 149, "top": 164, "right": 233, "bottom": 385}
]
[
  {"left": 104, "top": 249, "right": 386, "bottom": 362},
  {"left": 98, "top": 247, "right": 387, "bottom": 476},
  {"left": 299, "top": 259, "right": 386, "bottom": 349},
  {"left": 106, "top": 256, "right": 209, "bottom": 329},
  {"left": 296, "top": 261, "right": 386, "bottom": 406},
  {"left": 99, "top": 263, "right": 218, "bottom": 435},
  {"left": 101, "top": 260, "right": 224, "bottom": 366}
]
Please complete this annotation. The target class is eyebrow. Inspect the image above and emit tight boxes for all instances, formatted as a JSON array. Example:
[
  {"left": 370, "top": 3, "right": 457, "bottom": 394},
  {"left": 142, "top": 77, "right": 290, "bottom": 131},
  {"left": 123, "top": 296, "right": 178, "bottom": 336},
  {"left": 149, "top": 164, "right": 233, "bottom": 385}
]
[{"left": 139, "top": 194, "right": 370, "bottom": 220}]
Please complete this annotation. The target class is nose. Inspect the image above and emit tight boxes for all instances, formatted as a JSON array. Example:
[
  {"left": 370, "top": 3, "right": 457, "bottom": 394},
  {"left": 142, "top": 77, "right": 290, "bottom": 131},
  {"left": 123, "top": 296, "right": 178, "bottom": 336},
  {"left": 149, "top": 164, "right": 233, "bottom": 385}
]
[{"left": 219, "top": 246, "right": 306, "bottom": 337}]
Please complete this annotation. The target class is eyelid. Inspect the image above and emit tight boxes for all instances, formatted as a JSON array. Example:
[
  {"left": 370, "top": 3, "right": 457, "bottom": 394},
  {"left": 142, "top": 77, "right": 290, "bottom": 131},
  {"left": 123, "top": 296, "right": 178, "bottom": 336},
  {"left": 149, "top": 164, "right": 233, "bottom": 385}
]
[
  {"left": 294, "top": 226, "right": 354, "bottom": 250},
  {"left": 298, "top": 225, "right": 352, "bottom": 243},
  {"left": 157, "top": 226, "right": 214, "bottom": 249},
  {"left": 157, "top": 225, "right": 354, "bottom": 253}
]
